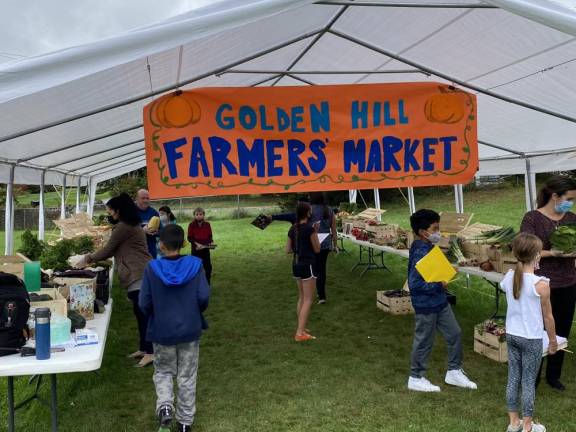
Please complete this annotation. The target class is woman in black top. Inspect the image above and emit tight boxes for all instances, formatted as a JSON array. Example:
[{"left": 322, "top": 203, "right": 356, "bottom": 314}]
[{"left": 286, "top": 202, "right": 321, "bottom": 341}]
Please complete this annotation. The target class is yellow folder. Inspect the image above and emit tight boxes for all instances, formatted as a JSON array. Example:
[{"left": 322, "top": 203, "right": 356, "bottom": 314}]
[{"left": 415, "top": 245, "right": 457, "bottom": 283}]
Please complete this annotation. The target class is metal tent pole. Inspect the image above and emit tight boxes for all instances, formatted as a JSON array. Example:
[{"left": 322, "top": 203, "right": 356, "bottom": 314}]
[
  {"left": 88, "top": 178, "right": 98, "bottom": 218},
  {"left": 60, "top": 175, "right": 67, "bottom": 219},
  {"left": 349, "top": 190, "right": 357, "bottom": 204},
  {"left": 454, "top": 185, "right": 461, "bottom": 213},
  {"left": 4, "top": 164, "right": 15, "bottom": 254},
  {"left": 525, "top": 158, "right": 537, "bottom": 211},
  {"left": 458, "top": 184, "right": 465, "bottom": 213},
  {"left": 373, "top": 188, "right": 381, "bottom": 221},
  {"left": 408, "top": 187, "right": 416, "bottom": 214},
  {"left": 38, "top": 170, "right": 46, "bottom": 241},
  {"left": 76, "top": 176, "right": 82, "bottom": 213}
]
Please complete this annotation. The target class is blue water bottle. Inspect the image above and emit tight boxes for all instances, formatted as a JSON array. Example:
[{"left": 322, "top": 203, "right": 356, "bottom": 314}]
[{"left": 34, "top": 308, "right": 51, "bottom": 360}]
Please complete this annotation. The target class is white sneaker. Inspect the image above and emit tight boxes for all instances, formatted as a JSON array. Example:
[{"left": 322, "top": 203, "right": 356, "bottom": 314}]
[
  {"left": 524, "top": 423, "right": 546, "bottom": 432},
  {"left": 445, "top": 369, "right": 477, "bottom": 389},
  {"left": 407, "top": 376, "right": 441, "bottom": 392}
]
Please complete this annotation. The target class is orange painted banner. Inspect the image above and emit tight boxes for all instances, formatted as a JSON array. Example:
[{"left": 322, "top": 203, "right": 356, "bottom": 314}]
[{"left": 143, "top": 82, "right": 477, "bottom": 198}]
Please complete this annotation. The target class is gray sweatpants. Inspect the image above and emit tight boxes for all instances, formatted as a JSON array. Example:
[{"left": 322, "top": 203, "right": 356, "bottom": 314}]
[
  {"left": 153, "top": 341, "right": 200, "bottom": 426},
  {"left": 506, "top": 334, "right": 542, "bottom": 418},
  {"left": 410, "top": 305, "right": 463, "bottom": 378}
]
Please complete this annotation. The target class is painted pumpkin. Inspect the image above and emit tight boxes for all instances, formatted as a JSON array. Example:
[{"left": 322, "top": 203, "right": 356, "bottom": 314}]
[
  {"left": 424, "top": 89, "right": 467, "bottom": 124},
  {"left": 150, "top": 91, "right": 201, "bottom": 128}
]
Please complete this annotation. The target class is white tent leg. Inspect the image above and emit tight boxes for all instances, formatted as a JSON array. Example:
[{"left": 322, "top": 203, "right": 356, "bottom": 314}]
[
  {"left": 348, "top": 190, "right": 357, "bottom": 204},
  {"left": 454, "top": 185, "right": 460, "bottom": 213},
  {"left": 60, "top": 174, "right": 67, "bottom": 219},
  {"left": 4, "top": 164, "right": 15, "bottom": 255},
  {"left": 38, "top": 170, "right": 46, "bottom": 241},
  {"left": 373, "top": 188, "right": 381, "bottom": 221},
  {"left": 76, "top": 176, "right": 82, "bottom": 214},
  {"left": 408, "top": 187, "right": 416, "bottom": 214},
  {"left": 524, "top": 158, "right": 536, "bottom": 211},
  {"left": 454, "top": 184, "right": 464, "bottom": 213},
  {"left": 88, "top": 179, "right": 98, "bottom": 217}
]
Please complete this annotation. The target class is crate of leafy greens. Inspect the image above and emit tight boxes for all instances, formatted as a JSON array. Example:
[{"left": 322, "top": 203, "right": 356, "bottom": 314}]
[
  {"left": 474, "top": 319, "right": 507, "bottom": 363},
  {"left": 550, "top": 224, "right": 576, "bottom": 254}
]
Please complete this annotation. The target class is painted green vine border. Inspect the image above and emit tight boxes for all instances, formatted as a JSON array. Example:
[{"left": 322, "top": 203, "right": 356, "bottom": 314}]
[{"left": 150, "top": 90, "right": 475, "bottom": 191}]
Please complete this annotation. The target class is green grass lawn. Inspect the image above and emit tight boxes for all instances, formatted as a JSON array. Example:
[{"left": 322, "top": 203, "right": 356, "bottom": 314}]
[{"left": 1, "top": 186, "right": 574, "bottom": 431}]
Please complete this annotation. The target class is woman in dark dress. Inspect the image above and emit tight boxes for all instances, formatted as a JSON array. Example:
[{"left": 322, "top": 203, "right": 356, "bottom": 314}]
[{"left": 520, "top": 176, "right": 576, "bottom": 391}]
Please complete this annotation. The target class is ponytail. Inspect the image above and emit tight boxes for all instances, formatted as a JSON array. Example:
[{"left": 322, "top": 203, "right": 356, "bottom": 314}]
[
  {"left": 513, "top": 261, "right": 523, "bottom": 300},
  {"left": 510, "top": 233, "right": 543, "bottom": 300}
]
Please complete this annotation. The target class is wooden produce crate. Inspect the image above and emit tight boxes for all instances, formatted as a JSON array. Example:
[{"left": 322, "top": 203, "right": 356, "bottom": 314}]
[
  {"left": 30, "top": 288, "right": 68, "bottom": 318},
  {"left": 439, "top": 212, "right": 474, "bottom": 234},
  {"left": 461, "top": 242, "right": 493, "bottom": 263},
  {"left": 473, "top": 327, "right": 507, "bottom": 363},
  {"left": 357, "top": 207, "right": 386, "bottom": 220},
  {"left": 366, "top": 223, "right": 400, "bottom": 246},
  {"left": 52, "top": 276, "right": 97, "bottom": 300},
  {"left": 52, "top": 213, "right": 111, "bottom": 248},
  {"left": 487, "top": 246, "right": 517, "bottom": 273},
  {"left": 457, "top": 223, "right": 502, "bottom": 241},
  {"left": 376, "top": 282, "right": 414, "bottom": 315}
]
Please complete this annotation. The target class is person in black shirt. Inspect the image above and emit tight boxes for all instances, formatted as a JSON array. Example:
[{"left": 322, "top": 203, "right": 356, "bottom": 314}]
[{"left": 287, "top": 202, "right": 321, "bottom": 342}]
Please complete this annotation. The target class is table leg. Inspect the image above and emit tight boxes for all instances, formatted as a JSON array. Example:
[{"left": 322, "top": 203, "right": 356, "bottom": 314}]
[
  {"left": 50, "top": 374, "right": 58, "bottom": 432},
  {"left": 490, "top": 281, "right": 504, "bottom": 319},
  {"left": 7, "top": 376, "right": 15, "bottom": 432}
]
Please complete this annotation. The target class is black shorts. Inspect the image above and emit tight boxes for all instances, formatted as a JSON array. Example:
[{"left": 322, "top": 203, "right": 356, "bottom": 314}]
[{"left": 292, "top": 262, "right": 317, "bottom": 280}]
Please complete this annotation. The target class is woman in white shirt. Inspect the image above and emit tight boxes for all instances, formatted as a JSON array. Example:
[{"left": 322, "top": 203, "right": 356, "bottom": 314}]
[{"left": 501, "top": 233, "right": 557, "bottom": 432}]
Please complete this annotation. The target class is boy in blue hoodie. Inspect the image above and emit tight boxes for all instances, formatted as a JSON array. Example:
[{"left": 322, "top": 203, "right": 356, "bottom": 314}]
[
  {"left": 139, "top": 224, "right": 210, "bottom": 432},
  {"left": 407, "top": 209, "right": 477, "bottom": 393}
]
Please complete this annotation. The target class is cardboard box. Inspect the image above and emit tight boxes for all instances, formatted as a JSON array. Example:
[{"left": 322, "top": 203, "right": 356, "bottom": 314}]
[
  {"left": 30, "top": 288, "right": 68, "bottom": 318},
  {"left": 473, "top": 327, "right": 507, "bottom": 363}
]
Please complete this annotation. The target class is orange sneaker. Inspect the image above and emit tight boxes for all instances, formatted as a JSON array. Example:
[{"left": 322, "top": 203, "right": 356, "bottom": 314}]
[{"left": 294, "top": 333, "right": 316, "bottom": 342}]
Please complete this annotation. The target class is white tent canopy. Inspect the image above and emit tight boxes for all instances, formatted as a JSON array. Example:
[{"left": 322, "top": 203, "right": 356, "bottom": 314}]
[
  {"left": 2, "top": 0, "right": 576, "bottom": 251},
  {"left": 1, "top": 0, "right": 576, "bottom": 183}
]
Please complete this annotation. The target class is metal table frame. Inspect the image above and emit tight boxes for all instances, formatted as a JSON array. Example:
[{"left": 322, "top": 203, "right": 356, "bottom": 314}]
[{"left": 7, "top": 374, "right": 58, "bottom": 432}]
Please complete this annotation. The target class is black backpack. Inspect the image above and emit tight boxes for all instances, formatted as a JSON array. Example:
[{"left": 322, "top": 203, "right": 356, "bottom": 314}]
[{"left": 0, "top": 272, "right": 30, "bottom": 356}]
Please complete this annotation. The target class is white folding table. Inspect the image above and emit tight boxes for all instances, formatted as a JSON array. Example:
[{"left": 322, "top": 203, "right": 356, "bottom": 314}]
[{"left": 0, "top": 300, "right": 113, "bottom": 432}]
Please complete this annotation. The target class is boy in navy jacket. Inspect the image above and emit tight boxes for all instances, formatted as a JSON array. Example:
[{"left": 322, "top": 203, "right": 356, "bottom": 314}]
[
  {"left": 139, "top": 224, "right": 210, "bottom": 432},
  {"left": 407, "top": 209, "right": 476, "bottom": 393}
]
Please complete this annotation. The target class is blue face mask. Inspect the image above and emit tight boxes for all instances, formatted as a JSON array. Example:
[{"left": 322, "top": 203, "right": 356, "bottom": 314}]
[{"left": 555, "top": 200, "right": 574, "bottom": 214}]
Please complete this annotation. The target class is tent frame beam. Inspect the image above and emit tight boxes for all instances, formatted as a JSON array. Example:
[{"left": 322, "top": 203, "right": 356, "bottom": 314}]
[
  {"left": 1, "top": 29, "right": 325, "bottom": 147},
  {"left": 70, "top": 148, "right": 145, "bottom": 173},
  {"left": 19, "top": 125, "right": 142, "bottom": 164},
  {"left": 328, "top": 29, "right": 576, "bottom": 125},
  {"left": 315, "top": 1, "right": 498, "bottom": 8},
  {"left": 87, "top": 157, "right": 145, "bottom": 177},
  {"left": 91, "top": 162, "right": 145, "bottom": 180},
  {"left": 47, "top": 139, "right": 143, "bottom": 169},
  {"left": 222, "top": 69, "right": 429, "bottom": 75},
  {"left": 270, "top": 4, "right": 349, "bottom": 87}
]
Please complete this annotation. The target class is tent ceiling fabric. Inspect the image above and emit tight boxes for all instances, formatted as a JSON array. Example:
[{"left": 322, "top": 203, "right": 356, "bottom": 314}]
[{"left": 1, "top": 0, "right": 576, "bottom": 185}]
